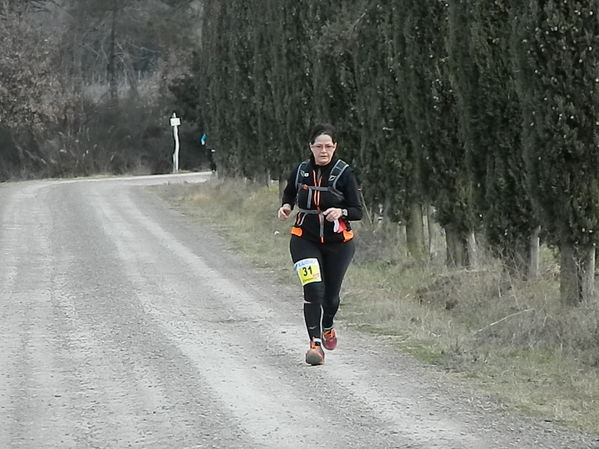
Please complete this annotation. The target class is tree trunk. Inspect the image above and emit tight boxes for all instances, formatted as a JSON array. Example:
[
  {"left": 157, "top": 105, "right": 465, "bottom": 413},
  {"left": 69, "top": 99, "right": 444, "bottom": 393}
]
[
  {"left": 528, "top": 226, "right": 541, "bottom": 279},
  {"left": 398, "top": 223, "right": 408, "bottom": 259},
  {"left": 359, "top": 190, "right": 374, "bottom": 226},
  {"left": 425, "top": 204, "right": 440, "bottom": 262},
  {"left": 406, "top": 202, "right": 425, "bottom": 262},
  {"left": 559, "top": 242, "right": 578, "bottom": 304},
  {"left": 445, "top": 225, "right": 467, "bottom": 267},
  {"left": 466, "top": 231, "right": 478, "bottom": 268},
  {"left": 581, "top": 246, "right": 595, "bottom": 302},
  {"left": 378, "top": 197, "right": 392, "bottom": 232},
  {"left": 108, "top": 1, "right": 119, "bottom": 105},
  {"left": 560, "top": 242, "right": 596, "bottom": 304}
]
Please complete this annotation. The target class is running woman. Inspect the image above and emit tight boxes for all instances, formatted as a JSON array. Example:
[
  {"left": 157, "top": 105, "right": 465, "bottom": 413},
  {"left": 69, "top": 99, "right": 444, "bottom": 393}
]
[{"left": 278, "top": 123, "right": 362, "bottom": 365}]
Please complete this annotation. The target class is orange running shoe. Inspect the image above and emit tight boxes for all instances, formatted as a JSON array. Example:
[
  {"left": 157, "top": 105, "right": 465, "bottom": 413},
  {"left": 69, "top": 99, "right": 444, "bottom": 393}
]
[
  {"left": 322, "top": 327, "right": 337, "bottom": 350},
  {"left": 305, "top": 340, "right": 325, "bottom": 365}
]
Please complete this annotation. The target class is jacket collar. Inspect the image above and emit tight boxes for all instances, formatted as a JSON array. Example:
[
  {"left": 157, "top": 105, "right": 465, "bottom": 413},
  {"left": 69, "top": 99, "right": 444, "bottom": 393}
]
[{"left": 309, "top": 155, "right": 338, "bottom": 172}]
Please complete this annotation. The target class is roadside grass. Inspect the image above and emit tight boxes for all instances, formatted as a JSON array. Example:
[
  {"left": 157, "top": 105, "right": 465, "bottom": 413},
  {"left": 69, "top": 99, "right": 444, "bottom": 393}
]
[{"left": 151, "top": 178, "right": 599, "bottom": 435}]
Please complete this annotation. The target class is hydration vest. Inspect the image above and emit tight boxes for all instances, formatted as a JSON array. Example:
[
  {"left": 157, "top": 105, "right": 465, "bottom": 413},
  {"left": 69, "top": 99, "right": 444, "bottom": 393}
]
[
  {"left": 292, "top": 159, "right": 350, "bottom": 242},
  {"left": 294, "top": 159, "right": 349, "bottom": 210}
]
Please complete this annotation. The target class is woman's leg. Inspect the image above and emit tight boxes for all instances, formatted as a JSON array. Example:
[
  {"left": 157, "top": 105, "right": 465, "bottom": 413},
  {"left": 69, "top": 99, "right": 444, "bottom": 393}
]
[
  {"left": 289, "top": 236, "right": 325, "bottom": 340},
  {"left": 321, "top": 240, "right": 355, "bottom": 329}
]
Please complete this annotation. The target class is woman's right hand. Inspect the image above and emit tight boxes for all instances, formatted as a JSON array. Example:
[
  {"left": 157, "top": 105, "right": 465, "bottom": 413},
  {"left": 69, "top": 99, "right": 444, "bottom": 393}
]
[{"left": 278, "top": 204, "right": 291, "bottom": 221}]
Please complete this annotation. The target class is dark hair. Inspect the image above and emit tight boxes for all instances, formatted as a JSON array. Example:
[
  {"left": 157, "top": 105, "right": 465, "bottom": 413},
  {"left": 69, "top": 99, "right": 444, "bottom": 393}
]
[{"left": 309, "top": 123, "right": 337, "bottom": 144}]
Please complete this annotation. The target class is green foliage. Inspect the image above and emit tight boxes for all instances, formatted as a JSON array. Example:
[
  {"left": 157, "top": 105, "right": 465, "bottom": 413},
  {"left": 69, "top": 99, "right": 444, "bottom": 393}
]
[
  {"left": 194, "top": 0, "right": 320, "bottom": 180},
  {"left": 352, "top": 3, "right": 415, "bottom": 221},
  {"left": 449, "top": 1, "right": 539, "bottom": 272},
  {"left": 399, "top": 0, "right": 471, "bottom": 231},
  {"left": 514, "top": 1, "right": 599, "bottom": 248}
]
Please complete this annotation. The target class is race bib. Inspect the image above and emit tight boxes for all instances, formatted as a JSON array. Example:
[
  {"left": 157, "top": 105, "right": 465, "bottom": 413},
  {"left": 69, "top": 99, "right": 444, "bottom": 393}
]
[{"left": 294, "top": 258, "right": 322, "bottom": 286}]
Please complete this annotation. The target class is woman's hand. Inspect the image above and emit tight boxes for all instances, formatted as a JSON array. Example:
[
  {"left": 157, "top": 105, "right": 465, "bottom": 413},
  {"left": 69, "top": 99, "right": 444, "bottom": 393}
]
[
  {"left": 278, "top": 204, "right": 292, "bottom": 221},
  {"left": 323, "top": 207, "right": 343, "bottom": 222}
]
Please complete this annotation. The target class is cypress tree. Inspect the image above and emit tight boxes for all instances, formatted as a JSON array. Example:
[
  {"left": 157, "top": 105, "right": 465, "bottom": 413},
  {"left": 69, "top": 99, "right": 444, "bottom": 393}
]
[
  {"left": 309, "top": 0, "right": 371, "bottom": 191},
  {"left": 352, "top": 3, "right": 416, "bottom": 231},
  {"left": 449, "top": 1, "right": 539, "bottom": 275},
  {"left": 197, "top": 0, "right": 234, "bottom": 175},
  {"left": 513, "top": 0, "right": 599, "bottom": 302},
  {"left": 246, "top": 0, "right": 273, "bottom": 184},
  {"left": 258, "top": 0, "right": 318, "bottom": 181},
  {"left": 401, "top": 0, "right": 472, "bottom": 266},
  {"left": 226, "top": 0, "right": 254, "bottom": 178}
]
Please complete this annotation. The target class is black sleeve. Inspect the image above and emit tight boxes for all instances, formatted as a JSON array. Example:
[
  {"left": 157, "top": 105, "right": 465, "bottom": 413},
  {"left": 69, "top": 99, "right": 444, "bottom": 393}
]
[
  {"left": 281, "top": 164, "right": 300, "bottom": 208},
  {"left": 341, "top": 167, "right": 363, "bottom": 221}
]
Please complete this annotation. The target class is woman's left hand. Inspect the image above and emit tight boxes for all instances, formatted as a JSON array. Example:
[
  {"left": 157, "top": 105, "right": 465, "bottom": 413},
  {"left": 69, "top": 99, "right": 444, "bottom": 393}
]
[{"left": 323, "top": 207, "right": 343, "bottom": 222}]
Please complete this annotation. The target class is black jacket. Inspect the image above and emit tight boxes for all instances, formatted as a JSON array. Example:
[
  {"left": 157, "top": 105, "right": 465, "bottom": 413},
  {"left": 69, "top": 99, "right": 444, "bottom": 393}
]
[{"left": 281, "top": 156, "right": 362, "bottom": 243}]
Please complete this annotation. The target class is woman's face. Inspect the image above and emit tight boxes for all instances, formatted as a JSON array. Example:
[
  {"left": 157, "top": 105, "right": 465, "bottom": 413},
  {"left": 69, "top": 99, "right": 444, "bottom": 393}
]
[{"left": 310, "top": 133, "right": 337, "bottom": 166}]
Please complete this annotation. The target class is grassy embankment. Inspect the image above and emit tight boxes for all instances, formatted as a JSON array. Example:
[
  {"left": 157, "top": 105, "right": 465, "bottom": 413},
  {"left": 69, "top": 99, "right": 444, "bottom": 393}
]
[{"left": 152, "top": 178, "right": 599, "bottom": 435}]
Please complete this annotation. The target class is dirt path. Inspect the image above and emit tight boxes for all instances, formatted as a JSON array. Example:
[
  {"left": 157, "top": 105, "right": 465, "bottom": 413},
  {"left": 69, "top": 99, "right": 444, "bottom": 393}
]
[{"left": 0, "top": 174, "right": 597, "bottom": 449}]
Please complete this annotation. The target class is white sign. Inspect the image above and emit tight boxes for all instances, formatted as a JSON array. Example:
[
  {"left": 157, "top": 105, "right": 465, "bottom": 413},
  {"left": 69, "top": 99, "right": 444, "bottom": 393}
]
[{"left": 171, "top": 112, "right": 180, "bottom": 173}]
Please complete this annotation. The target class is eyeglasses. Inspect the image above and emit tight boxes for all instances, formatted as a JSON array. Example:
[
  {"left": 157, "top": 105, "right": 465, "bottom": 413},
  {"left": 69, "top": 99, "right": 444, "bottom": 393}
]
[{"left": 310, "top": 144, "right": 336, "bottom": 151}]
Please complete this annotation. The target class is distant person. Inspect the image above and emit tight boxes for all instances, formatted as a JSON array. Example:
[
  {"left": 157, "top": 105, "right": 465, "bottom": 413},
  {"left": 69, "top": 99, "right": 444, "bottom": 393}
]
[
  {"left": 199, "top": 133, "right": 216, "bottom": 173},
  {"left": 277, "top": 123, "right": 362, "bottom": 365},
  {"left": 206, "top": 147, "right": 217, "bottom": 173}
]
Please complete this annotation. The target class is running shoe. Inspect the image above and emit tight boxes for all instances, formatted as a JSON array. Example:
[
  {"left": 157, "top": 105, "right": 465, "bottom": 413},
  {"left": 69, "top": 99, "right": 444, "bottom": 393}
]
[
  {"left": 305, "top": 340, "right": 325, "bottom": 365},
  {"left": 322, "top": 327, "right": 337, "bottom": 350}
]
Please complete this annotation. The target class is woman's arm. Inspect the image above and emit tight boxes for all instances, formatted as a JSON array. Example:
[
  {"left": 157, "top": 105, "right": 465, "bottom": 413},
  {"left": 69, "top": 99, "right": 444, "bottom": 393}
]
[
  {"left": 281, "top": 165, "right": 299, "bottom": 208},
  {"left": 278, "top": 165, "right": 300, "bottom": 221},
  {"left": 341, "top": 167, "right": 363, "bottom": 221}
]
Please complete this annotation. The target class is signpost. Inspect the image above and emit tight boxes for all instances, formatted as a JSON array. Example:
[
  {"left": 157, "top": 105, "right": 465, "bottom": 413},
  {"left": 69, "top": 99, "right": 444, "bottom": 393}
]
[{"left": 170, "top": 112, "right": 181, "bottom": 173}]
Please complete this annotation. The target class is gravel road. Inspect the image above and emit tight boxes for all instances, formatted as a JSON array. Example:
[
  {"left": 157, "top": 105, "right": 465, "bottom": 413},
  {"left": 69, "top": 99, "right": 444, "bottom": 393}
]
[{"left": 1, "top": 174, "right": 597, "bottom": 449}]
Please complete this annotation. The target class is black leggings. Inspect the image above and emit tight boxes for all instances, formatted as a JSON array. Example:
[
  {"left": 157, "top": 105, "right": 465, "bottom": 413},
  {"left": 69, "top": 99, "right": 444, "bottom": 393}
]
[{"left": 289, "top": 235, "right": 356, "bottom": 340}]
